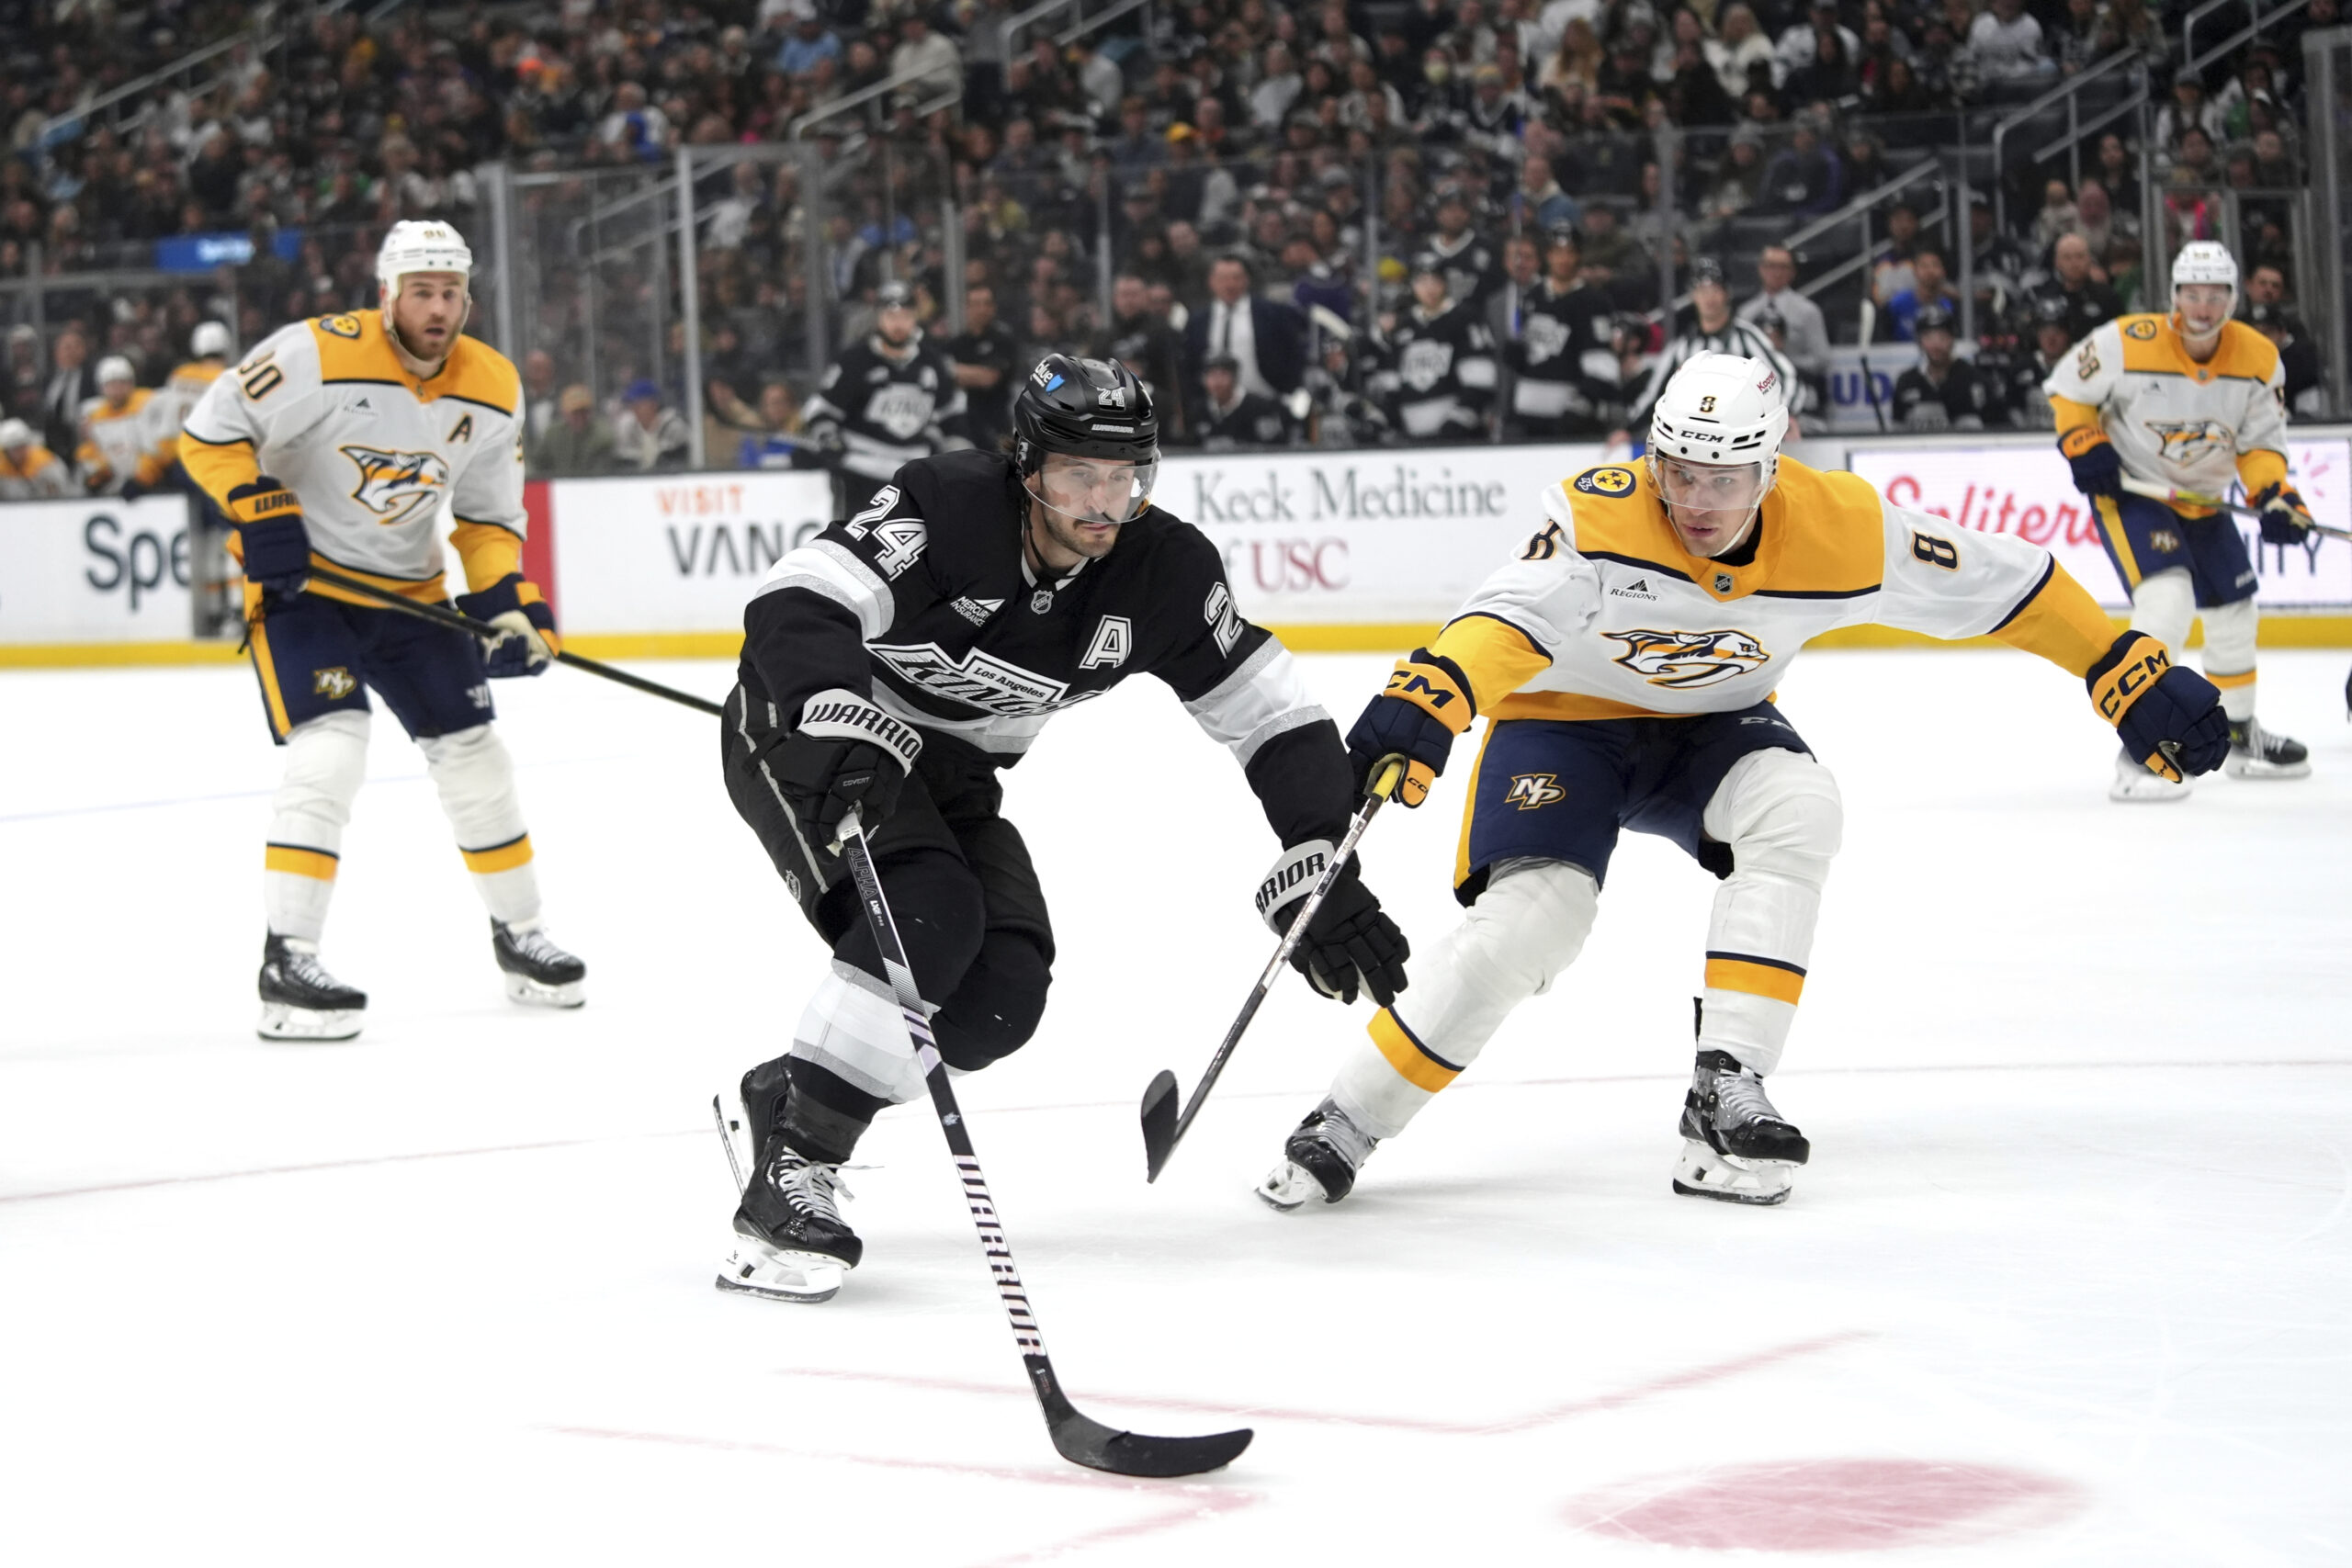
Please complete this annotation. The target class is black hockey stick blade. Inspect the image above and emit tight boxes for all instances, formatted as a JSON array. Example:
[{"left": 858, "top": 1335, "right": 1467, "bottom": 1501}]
[
  {"left": 1139, "top": 1069, "right": 1181, "bottom": 1181},
  {"left": 1035, "top": 1366, "right": 1253, "bottom": 1477}
]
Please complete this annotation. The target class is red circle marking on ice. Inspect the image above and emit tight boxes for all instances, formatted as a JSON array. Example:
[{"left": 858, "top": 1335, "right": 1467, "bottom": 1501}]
[{"left": 1565, "top": 1459, "right": 2084, "bottom": 1552}]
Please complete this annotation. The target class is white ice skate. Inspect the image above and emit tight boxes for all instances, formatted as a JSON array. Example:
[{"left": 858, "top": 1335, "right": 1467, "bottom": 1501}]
[
  {"left": 2109, "top": 749, "right": 2192, "bottom": 803},
  {"left": 2223, "top": 718, "right": 2311, "bottom": 780}
]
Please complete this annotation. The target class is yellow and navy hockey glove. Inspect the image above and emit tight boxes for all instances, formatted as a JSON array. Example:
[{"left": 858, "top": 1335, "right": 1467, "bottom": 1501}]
[
  {"left": 2253, "top": 480, "right": 2314, "bottom": 547},
  {"left": 455, "top": 573, "right": 560, "bottom": 678},
  {"left": 2059, "top": 425, "right": 2121, "bottom": 499},
  {"left": 1343, "top": 649, "right": 1476, "bottom": 808},
  {"left": 2087, "top": 631, "right": 2228, "bottom": 781},
  {"left": 224, "top": 477, "right": 311, "bottom": 596}
]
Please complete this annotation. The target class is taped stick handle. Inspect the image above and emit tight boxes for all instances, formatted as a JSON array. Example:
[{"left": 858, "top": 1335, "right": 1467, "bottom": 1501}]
[{"left": 301, "top": 567, "right": 725, "bottom": 716}]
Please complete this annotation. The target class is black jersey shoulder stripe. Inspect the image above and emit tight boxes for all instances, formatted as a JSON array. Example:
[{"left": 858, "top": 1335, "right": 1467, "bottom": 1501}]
[
  {"left": 1752, "top": 582, "right": 1882, "bottom": 601},
  {"left": 1581, "top": 549, "right": 1696, "bottom": 584},
  {"left": 1986, "top": 555, "right": 2056, "bottom": 635},
  {"left": 1443, "top": 610, "right": 1554, "bottom": 662},
  {"left": 322, "top": 378, "right": 409, "bottom": 389}
]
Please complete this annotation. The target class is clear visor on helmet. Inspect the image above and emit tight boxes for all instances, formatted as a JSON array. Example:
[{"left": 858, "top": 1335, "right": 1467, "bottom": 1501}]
[
  {"left": 1651, "top": 453, "right": 1769, "bottom": 514},
  {"left": 1037, "top": 454, "right": 1159, "bottom": 525}
]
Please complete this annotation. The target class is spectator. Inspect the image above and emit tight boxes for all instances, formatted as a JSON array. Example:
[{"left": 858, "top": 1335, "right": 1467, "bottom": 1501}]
[
  {"left": 1886, "top": 246, "right": 1959, "bottom": 342},
  {"left": 1510, "top": 152, "right": 1580, "bottom": 231},
  {"left": 1966, "top": 196, "right": 2033, "bottom": 312},
  {"left": 533, "top": 385, "right": 617, "bottom": 477},
  {"left": 1967, "top": 0, "right": 2052, "bottom": 84},
  {"left": 1196, "top": 353, "right": 1296, "bottom": 448},
  {"left": 1574, "top": 201, "right": 1652, "bottom": 307},
  {"left": 1996, "top": 294, "right": 2078, "bottom": 429},
  {"left": 2154, "top": 75, "right": 2225, "bottom": 152},
  {"left": 40, "top": 328, "right": 98, "bottom": 468},
  {"left": 1069, "top": 36, "right": 1125, "bottom": 119},
  {"left": 613, "top": 378, "right": 691, "bottom": 472},
  {"left": 2033, "top": 233, "right": 2123, "bottom": 341},
  {"left": 2031, "top": 179, "right": 2081, "bottom": 255},
  {"left": 1758, "top": 110, "right": 1844, "bottom": 217},
  {"left": 1773, "top": 0, "right": 1859, "bottom": 86},
  {"left": 1371, "top": 252, "right": 1498, "bottom": 443},
  {"left": 1182, "top": 254, "right": 1306, "bottom": 419},
  {"left": 889, "top": 14, "right": 962, "bottom": 99},
  {"left": 949, "top": 283, "right": 1022, "bottom": 450},
  {"left": 1498, "top": 227, "right": 1618, "bottom": 437},
  {"left": 738, "top": 381, "right": 808, "bottom": 468},
  {"left": 1891, "top": 306, "right": 1994, "bottom": 430},
  {"left": 521, "top": 351, "right": 560, "bottom": 445},
  {"left": 778, "top": 4, "right": 843, "bottom": 79},
  {"left": 1703, "top": 129, "right": 1767, "bottom": 219},
  {"left": 2244, "top": 302, "right": 2326, "bottom": 420},
  {"left": 1707, "top": 6, "right": 1776, "bottom": 99},
  {"left": 1738, "top": 245, "right": 1830, "bottom": 390},
  {"left": 1098, "top": 272, "right": 1186, "bottom": 434},
  {"left": 2070, "top": 181, "right": 2137, "bottom": 268},
  {"left": 1425, "top": 189, "right": 1503, "bottom": 310}
]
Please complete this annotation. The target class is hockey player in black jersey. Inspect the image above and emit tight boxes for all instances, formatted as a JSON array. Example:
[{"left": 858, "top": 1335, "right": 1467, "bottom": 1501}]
[
  {"left": 1889, "top": 306, "right": 1996, "bottom": 432},
  {"left": 715, "top": 354, "right": 1411, "bottom": 1303},
  {"left": 1499, "top": 228, "right": 1620, "bottom": 439},
  {"left": 1196, "top": 353, "right": 1295, "bottom": 449},
  {"left": 801, "top": 280, "right": 971, "bottom": 515},
  {"left": 1371, "top": 254, "right": 1498, "bottom": 443}
]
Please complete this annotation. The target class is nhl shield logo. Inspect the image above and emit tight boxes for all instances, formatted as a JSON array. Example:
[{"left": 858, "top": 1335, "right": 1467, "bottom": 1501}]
[
  {"left": 312, "top": 666, "right": 357, "bottom": 699},
  {"left": 1713, "top": 571, "right": 1736, "bottom": 592},
  {"left": 1030, "top": 590, "right": 1055, "bottom": 614}
]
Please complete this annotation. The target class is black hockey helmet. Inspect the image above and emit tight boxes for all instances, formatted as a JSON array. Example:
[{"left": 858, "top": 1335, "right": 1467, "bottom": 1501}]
[
  {"left": 1913, "top": 302, "right": 1957, "bottom": 338},
  {"left": 1012, "top": 354, "right": 1160, "bottom": 525}
]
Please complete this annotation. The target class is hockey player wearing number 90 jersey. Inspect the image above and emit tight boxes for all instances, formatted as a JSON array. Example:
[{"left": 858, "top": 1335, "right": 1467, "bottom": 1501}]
[
  {"left": 2042, "top": 240, "right": 2317, "bottom": 801},
  {"left": 1257, "top": 352, "right": 2230, "bottom": 1213},
  {"left": 178, "top": 220, "right": 585, "bottom": 1042},
  {"left": 713, "top": 355, "right": 1411, "bottom": 1303}
]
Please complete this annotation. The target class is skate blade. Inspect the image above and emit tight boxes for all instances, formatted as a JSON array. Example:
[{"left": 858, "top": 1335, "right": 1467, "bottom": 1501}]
[
  {"left": 715, "top": 1238, "right": 846, "bottom": 1303},
  {"left": 713, "top": 1090, "right": 752, "bottom": 1196},
  {"left": 503, "top": 973, "right": 586, "bottom": 1009},
  {"left": 1672, "top": 1139, "right": 1794, "bottom": 1206},
  {"left": 2223, "top": 756, "right": 2312, "bottom": 780},
  {"left": 257, "top": 1002, "right": 363, "bottom": 1042},
  {"left": 1255, "top": 1159, "right": 1329, "bottom": 1213}
]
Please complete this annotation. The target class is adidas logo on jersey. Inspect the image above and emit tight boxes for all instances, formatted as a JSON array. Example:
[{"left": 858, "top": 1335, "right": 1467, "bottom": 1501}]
[
  {"left": 1610, "top": 577, "right": 1658, "bottom": 601},
  {"left": 949, "top": 595, "right": 1005, "bottom": 626}
]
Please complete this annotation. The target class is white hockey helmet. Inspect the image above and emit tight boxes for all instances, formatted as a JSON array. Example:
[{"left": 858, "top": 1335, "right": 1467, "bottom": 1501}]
[
  {"left": 1647, "top": 350, "right": 1789, "bottom": 508},
  {"left": 0, "top": 417, "right": 31, "bottom": 449},
  {"left": 191, "top": 321, "right": 233, "bottom": 358},
  {"left": 96, "top": 355, "right": 136, "bottom": 388},
  {"left": 2169, "top": 240, "right": 2237, "bottom": 329},
  {"left": 377, "top": 220, "right": 474, "bottom": 299}
]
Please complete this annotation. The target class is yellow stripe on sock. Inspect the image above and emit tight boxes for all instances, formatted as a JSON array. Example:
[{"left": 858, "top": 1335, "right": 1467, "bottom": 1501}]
[
  {"left": 1702, "top": 953, "right": 1805, "bottom": 1006},
  {"left": 460, "top": 833, "right": 534, "bottom": 874},
  {"left": 2204, "top": 667, "right": 2257, "bottom": 689},
  {"left": 264, "top": 843, "right": 339, "bottom": 881},
  {"left": 1369, "top": 1008, "right": 1462, "bottom": 1093}
]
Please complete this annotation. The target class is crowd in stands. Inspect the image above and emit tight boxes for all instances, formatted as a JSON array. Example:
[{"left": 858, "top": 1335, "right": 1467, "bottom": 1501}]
[{"left": 0, "top": 0, "right": 2340, "bottom": 492}]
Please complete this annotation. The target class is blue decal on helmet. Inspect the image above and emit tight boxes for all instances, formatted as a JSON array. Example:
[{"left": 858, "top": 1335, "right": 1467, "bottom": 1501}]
[{"left": 1043, "top": 373, "right": 1064, "bottom": 392}]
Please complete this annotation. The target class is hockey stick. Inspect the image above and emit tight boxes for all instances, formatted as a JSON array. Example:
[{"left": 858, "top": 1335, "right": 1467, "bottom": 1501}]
[
  {"left": 2118, "top": 477, "right": 2352, "bottom": 540},
  {"left": 1856, "top": 299, "right": 1889, "bottom": 433},
  {"left": 1139, "top": 760, "right": 1405, "bottom": 1183},
  {"left": 303, "top": 567, "right": 725, "bottom": 716},
  {"left": 833, "top": 808, "right": 1254, "bottom": 1478}
]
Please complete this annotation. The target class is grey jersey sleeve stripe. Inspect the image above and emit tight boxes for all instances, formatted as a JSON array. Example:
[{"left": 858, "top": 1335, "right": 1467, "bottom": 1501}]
[
  {"left": 1183, "top": 639, "right": 1330, "bottom": 766},
  {"left": 752, "top": 538, "right": 893, "bottom": 638}
]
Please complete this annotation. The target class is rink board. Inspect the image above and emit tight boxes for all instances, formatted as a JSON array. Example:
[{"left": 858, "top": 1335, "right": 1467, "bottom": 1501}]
[{"left": 5, "top": 432, "right": 2350, "bottom": 664}]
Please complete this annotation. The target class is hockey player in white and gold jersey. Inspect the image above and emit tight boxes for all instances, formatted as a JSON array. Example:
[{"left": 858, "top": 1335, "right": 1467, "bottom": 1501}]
[
  {"left": 2044, "top": 241, "right": 2316, "bottom": 799},
  {"left": 1258, "top": 353, "right": 2230, "bottom": 1212},
  {"left": 179, "top": 220, "right": 586, "bottom": 1041},
  {"left": 76, "top": 356, "right": 169, "bottom": 496}
]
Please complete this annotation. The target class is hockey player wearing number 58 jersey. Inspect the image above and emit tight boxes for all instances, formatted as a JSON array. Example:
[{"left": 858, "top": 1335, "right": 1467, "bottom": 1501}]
[
  {"left": 179, "top": 220, "right": 586, "bottom": 1040},
  {"left": 2043, "top": 241, "right": 2316, "bottom": 801},
  {"left": 714, "top": 355, "right": 1410, "bottom": 1303},
  {"left": 1258, "top": 353, "right": 2229, "bottom": 1213}
]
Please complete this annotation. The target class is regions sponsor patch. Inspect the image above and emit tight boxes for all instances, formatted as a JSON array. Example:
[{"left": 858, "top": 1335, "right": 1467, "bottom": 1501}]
[
  {"left": 1574, "top": 466, "right": 1636, "bottom": 497},
  {"left": 1604, "top": 627, "right": 1771, "bottom": 688},
  {"left": 319, "top": 314, "right": 362, "bottom": 339}
]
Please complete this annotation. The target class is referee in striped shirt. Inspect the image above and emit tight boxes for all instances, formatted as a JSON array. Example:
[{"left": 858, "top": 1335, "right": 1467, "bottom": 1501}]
[{"left": 1619, "top": 258, "right": 1804, "bottom": 436}]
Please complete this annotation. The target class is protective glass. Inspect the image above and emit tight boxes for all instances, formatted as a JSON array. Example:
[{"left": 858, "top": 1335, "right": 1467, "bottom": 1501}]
[
  {"left": 1038, "top": 455, "right": 1159, "bottom": 525},
  {"left": 1652, "top": 455, "right": 1768, "bottom": 515}
]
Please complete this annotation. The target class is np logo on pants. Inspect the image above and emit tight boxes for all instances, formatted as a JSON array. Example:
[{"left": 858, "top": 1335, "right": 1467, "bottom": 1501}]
[
  {"left": 1506, "top": 773, "right": 1566, "bottom": 809},
  {"left": 312, "top": 667, "right": 356, "bottom": 699}
]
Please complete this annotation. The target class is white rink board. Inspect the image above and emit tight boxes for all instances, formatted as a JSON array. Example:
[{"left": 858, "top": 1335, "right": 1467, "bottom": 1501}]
[
  {"left": 548, "top": 470, "right": 834, "bottom": 634},
  {"left": 1847, "top": 435, "right": 2352, "bottom": 610},
  {"left": 0, "top": 494, "right": 195, "bottom": 642}
]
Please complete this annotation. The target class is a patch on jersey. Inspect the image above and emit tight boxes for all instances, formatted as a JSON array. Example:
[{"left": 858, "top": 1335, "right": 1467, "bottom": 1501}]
[
  {"left": 1609, "top": 577, "right": 1657, "bottom": 601},
  {"left": 1204, "top": 583, "right": 1246, "bottom": 655},
  {"left": 1604, "top": 627, "right": 1771, "bottom": 688},
  {"left": 339, "top": 445, "right": 450, "bottom": 526},
  {"left": 319, "top": 314, "right": 362, "bottom": 339},
  {"left": 1505, "top": 773, "right": 1566, "bottom": 810},
  {"left": 311, "top": 667, "right": 356, "bottom": 699},
  {"left": 2124, "top": 319, "right": 2157, "bottom": 340},
  {"left": 949, "top": 595, "right": 1005, "bottom": 626},
  {"left": 447, "top": 412, "right": 473, "bottom": 444},
  {"left": 1398, "top": 339, "right": 1454, "bottom": 393},
  {"left": 1029, "top": 590, "right": 1055, "bottom": 615},
  {"left": 1574, "top": 466, "right": 1637, "bottom": 497},
  {"left": 868, "top": 516, "right": 927, "bottom": 578},
  {"left": 864, "top": 384, "right": 937, "bottom": 442},
  {"left": 2149, "top": 528, "right": 2181, "bottom": 554},
  {"left": 870, "top": 642, "right": 1100, "bottom": 716},
  {"left": 1522, "top": 314, "right": 1570, "bottom": 364},
  {"left": 1712, "top": 571, "right": 1736, "bottom": 593},
  {"left": 1080, "top": 615, "right": 1133, "bottom": 670},
  {"left": 2149, "top": 419, "right": 2236, "bottom": 464}
]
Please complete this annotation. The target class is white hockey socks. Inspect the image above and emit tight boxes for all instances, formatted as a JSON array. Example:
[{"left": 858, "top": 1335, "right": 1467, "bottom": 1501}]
[
  {"left": 416, "top": 724, "right": 542, "bottom": 928},
  {"left": 1332, "top": 859, "right": 1599, "bottom": 1140},
  {"left": 2200, "top": 595, "right": 2259, "bottom": 722},
  {"left": 264, "top": 711, "right": 369, "bottom": 943},
  {"left": 1696, "top": 749, "right": 1842, "bottom": 1077},
  {"left": 788, "top": 963, "right": 931, "bottom": 1106}
]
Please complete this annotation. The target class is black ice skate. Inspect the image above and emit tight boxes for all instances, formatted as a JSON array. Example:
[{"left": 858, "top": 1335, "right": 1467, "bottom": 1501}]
[
  {"left": 257, "top": 933, "right": 366, "bottom": 1042},
  {"left": 492, "top": 919, "right": 585, "bottom": 1008},
  {"left": 2224, "top": 717, "right": 2311, "bottom": 780},
  {"left": 717, "top": 1133, "right": 862, "bottom": 1303},
  {"left": 1674, "top": 1048, "right": 1810, "bottom": 1206},
  {"left": 1257, "top": 1098, "right": 1379, "bottom": 1211}
]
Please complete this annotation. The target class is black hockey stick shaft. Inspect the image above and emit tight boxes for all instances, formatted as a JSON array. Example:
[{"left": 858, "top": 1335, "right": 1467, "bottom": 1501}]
[
  {"left": 303, "top": 567, "right": 725, "bottom": 716},
  {"left": 1140, "top": 761, "right": 1403, "bottom": 1183},
  {"left": 834, "top": 810, "right": 1252, "bottom": 1478},
  {"left": 2118, "top": 477, "right": 2352, "bottom": 540}
]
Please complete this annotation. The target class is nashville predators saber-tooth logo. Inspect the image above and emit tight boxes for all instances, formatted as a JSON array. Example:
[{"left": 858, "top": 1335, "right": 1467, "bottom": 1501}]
[
  {"left": 2147, "top": 419, "right": 2235, "bottom": 465},
  {"left": 1605, "top": 627, "right": 1771, "bottom": 688},
  {"left": 340, "top": 444, "right": 450, "bottom": 527}
]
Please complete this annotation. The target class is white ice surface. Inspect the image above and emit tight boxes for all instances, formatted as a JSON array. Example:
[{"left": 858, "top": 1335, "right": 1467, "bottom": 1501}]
[{"left": 3, "top": 649, "right": 2348, "bottom": 1566}]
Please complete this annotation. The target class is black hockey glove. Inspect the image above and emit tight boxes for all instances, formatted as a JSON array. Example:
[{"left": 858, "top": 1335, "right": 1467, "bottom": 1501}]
[
  {"left": 225, "top": 477, "right": 311, "bottom": 596},
  {"left": 763, "top": 689, "right": 924, "bottom": 846},
  {"left": 2059, "top": 426, "right": 2121, "bottom": 500},
  {"left": 1256, "top": 841, "right": 1409, "bottom": 1007},
  {"left": 2254, "top": 480, "right": 2314, "bottom": 546},
  {"left": 456, "top": 572, "right": 560, "bottom": 678},
  {"left": 1344, "top": 649, "right": 1476, "bottom": 808},
  {"left": 2088, "top": 631, "right": 2229, "bottom": 783}
]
